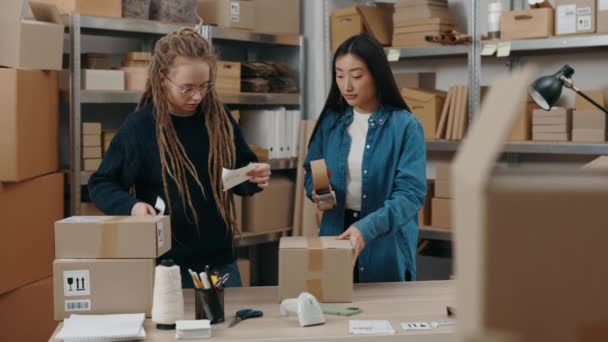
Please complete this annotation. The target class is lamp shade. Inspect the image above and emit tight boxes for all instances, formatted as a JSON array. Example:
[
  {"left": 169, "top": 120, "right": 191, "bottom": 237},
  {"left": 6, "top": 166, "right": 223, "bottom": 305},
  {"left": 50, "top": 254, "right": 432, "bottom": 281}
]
[{"left": 528, "top": 65, "right": 575, "bottom": 110}]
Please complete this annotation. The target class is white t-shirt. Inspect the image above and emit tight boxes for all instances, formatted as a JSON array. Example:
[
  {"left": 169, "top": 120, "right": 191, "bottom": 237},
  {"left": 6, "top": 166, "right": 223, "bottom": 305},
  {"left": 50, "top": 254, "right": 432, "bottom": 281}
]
[{"left": 346, "top": 109, "right": 371, "bottom": 211}]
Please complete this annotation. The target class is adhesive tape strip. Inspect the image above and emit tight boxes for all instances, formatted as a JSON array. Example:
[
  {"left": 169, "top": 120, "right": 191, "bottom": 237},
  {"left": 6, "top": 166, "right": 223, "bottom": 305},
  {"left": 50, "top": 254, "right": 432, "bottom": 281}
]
[{"left": 311, "top": 159, "right": 331, "bottom": 193}]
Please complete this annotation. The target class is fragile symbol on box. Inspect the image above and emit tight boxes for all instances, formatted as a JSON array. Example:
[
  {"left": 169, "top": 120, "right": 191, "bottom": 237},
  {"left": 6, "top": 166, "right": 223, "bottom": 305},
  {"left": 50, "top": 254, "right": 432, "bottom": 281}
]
[
  {"left": 578, "top": 16, "right": 592, "bottom": 30},
  {"left": 64, "top": 270, "right": 91, "bottom": 297},
  {"left": 402, "top": 322, "right": 432, "bottom": 330},
  {"left": 231, "top": 1, "right": 241, "bottom": 22}
]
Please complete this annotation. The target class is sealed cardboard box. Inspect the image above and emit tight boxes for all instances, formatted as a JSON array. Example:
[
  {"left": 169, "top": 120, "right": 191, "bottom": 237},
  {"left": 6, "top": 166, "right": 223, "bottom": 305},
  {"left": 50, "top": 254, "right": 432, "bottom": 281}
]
[
  {"left": 242, "top": 176, "right": 295, "bottom": 233},
  {"left": 83, "top": 134, "right": 102, "bottom": 147},
  {"left": 533, "top": 132, "right": 570, "bottom": 141},
  {"left": 401, "top": 88, "right": 446, "bottom": 139},
  {"left": 556, "top": 0, "right": 596, "bottom": 35},
  {"left": 0, "top": 173, "right": 63, "bottom": 295},
  {"left": 55, "top": 216, "right": 171, "bottom": 259},
  {"left": 82, "top": 70, "right": 125, "bottom": 91},
  {"left": 197, "top": 0, "right": 255, "bottom": 30},
  {"left": 331, "top": 5, "right": 393, "bottom": 51},
  {"left": 216, "top": 61, "right": 241, "bottom": 93},
  {"left": 575, "top": 90, "right": 605, "bottom": 110},
  {"left": 122, "top": 67, "right": 148, "bottom": 91},
  {"left": 500, "top": 8, "right": 554, "bottom": 40},
  {"left": 254, "top": 0, "right": 300, "bottom": 34},
  {"left": 0, "top": 1, "right": 64, "bottom": 70},
  {"left": 431, "top": 197, "right": 451, "bottom": 229},
  {"left": 0, "top": 69, "right": 59, "bottom": 182},
  {"left": 394, "top": 72, "right": 436, "bottom": 90},
  {"left": 532, "top": 124, "right": 569, "bottom": 133},
  {"left": 279, "top": 237, "right": 353, "bottom": 302},
  {"left": 572, "top": 128, "right": 605, "bottom": 142},
  {"left": 237, "top": 258, "right": 250, "bottom": 287},
  {"left": 53, "top": 259, "right": 155, "bottom": 320},
  {"left": 83, "top": 146, "right": 102, "bottom": 159},
  {"left": 599, "top": 2, "right": 608, "bottom": 33},
  {"left": 40, "top": 0, "right": 122, "bottom": 17},
  {"left": 573, "top": 109, "right": 605, "bottom": 129},
  {"left": 83, "top": 158, "right": 102, "bottom": 171},
  {"left": 83, "top": 122, "right": 102, "bottom": 135},
  {"left": 0, "top": 277, "right": 56, "bottom": 342}
]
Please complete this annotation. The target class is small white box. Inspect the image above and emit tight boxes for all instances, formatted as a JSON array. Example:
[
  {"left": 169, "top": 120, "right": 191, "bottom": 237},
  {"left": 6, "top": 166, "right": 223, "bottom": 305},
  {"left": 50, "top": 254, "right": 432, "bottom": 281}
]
[{"left": 82, "top": 70, "right": 125, "bottom": 91}]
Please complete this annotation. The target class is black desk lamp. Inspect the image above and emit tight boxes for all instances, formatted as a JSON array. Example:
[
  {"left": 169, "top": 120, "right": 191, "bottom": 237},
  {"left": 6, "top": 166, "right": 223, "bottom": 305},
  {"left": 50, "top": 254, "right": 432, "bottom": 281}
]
[{"left": 528, "top": 65, "right": 608, "bottom": 114}]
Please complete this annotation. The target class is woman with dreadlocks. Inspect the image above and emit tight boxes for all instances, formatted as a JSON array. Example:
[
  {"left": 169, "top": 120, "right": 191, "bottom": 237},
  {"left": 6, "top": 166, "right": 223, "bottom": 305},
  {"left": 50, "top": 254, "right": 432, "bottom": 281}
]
[{"left": 89, "top": 28, "right": 270, "bottom": 288}]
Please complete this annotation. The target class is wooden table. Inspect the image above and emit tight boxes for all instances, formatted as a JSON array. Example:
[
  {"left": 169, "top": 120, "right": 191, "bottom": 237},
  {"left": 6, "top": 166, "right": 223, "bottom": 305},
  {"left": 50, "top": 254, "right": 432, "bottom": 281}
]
[{"left": 50, "top": 280, "right": 456, "bottom": 341}]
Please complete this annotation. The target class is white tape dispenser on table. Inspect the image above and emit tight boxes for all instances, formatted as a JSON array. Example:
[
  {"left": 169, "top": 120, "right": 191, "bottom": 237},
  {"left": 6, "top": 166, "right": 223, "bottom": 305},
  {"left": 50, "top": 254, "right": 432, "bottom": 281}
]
[{"left": 280, "top": 292, "right": 326, "bottom": 327}]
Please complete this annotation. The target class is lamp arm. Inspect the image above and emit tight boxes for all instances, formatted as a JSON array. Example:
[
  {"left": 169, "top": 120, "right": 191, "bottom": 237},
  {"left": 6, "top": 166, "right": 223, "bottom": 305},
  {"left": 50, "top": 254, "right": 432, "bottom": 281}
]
[{"left": 560, "top": 76, "right": 608, "bottom": 114}]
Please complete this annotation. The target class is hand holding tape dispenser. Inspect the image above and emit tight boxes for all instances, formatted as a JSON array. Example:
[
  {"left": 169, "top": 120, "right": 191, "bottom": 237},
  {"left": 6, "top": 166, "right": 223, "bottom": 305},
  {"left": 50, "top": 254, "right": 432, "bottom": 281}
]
[
  {"left": 280, "top": 292, "right": 326, "bottom": 327},
  {"left": 311, "top": 159, "right": 336, "bottom": 211}
]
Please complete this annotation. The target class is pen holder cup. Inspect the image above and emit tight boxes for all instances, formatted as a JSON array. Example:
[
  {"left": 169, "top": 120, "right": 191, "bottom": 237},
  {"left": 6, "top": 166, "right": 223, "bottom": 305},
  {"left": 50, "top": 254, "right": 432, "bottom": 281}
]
[{"left": 195, "top": 287, "right": 225, "bottom": 324}]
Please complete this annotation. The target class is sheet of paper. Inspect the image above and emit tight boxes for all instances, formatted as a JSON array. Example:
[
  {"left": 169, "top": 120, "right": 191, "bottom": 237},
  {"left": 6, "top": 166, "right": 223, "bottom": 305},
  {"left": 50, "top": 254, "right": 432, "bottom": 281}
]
[
  {"left": 497, "top": 42, "right": 511, "bottom": 57},
  {"left": 222, "top": 164, "right": 255, "bottom": 191},
  {"left": 155, "top": 196, "right": 166, "bottom": 215},
  {"left": 349, "top": 320, "right": 395, "bottom": 335},
  {"left": 481, "top": 44, "right": 497, "bottom": 56},
  {"left": 386, "top": 48, "right": 401, "bottom": 62}
]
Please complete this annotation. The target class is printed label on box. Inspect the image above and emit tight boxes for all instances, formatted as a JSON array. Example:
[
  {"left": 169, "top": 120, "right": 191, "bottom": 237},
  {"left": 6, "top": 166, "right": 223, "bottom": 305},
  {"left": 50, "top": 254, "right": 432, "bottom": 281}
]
[
  {"left": 557, "top": 5, "right": 577, "bottom": 34},
  {"left": 401, "top": 322, "right": 432, "bottom": 330},
  {"left": 231, "top": 1, "right": 241, "bottom": 23},
  {"left": 157, "top": 222, "right": 165, "bottom": 248},
  {"left": 65, "top": 299, "right": 92, "bottom": 312},
  {"left": 578, "top": 16, "right": 592, "bottom": 30},
  {"left": 63, "top": 270, "right": 91, "bottom": 297},
  {"left": 577, "top": 7, "right": 591, "bottom": 15}
]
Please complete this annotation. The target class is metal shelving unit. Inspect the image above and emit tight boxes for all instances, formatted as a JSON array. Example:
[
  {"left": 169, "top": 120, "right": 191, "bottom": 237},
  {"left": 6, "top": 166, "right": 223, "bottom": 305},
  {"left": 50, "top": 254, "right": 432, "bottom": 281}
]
[
  {"left": 427, "top": 140, "right": 608, "bottom": 155},
  {"left": 386, "top": 45, "right": 467, "bottom": 59},
  {"left": 493, "top": 34, "right": 608, "bottom": 55},
  {"left": 419, "top": 226, "right": 452, "bottom": 241},
  {"left": 66, "top": 14, "right": 305, "bottom": 217}
]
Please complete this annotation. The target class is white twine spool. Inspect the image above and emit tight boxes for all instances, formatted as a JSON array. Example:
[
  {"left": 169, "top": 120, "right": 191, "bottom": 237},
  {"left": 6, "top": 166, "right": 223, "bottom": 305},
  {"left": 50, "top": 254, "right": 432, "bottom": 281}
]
[{"left": 152, "top": 261, "right": 184, "bottom": 327}]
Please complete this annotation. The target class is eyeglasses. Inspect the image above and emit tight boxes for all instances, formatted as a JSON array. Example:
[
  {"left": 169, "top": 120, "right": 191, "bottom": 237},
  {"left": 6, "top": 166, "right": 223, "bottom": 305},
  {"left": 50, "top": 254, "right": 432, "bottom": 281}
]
[{"left": 164, "top": 75, "right": 214, "bottom": 98}]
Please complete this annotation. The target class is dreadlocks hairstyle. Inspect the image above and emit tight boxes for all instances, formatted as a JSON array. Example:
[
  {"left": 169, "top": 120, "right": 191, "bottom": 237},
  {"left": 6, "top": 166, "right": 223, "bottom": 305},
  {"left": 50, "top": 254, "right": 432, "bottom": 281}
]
[{"left": 137, "top": 28, "right": 238, "bottom": 235}]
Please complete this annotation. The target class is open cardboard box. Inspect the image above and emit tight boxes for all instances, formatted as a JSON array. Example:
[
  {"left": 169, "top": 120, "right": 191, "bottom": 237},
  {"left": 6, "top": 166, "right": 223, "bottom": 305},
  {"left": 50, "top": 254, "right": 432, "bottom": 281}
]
[
  {"left": 0, "top": 0, "right": 64, "bottom": 70},
  {"left": 453, "top": 68, "right": 608, "bottom": 341}
]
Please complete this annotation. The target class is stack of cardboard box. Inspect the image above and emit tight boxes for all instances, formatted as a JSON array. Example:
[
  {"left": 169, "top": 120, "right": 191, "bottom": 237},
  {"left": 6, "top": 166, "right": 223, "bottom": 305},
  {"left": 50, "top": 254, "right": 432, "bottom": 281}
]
[
  {"left": 392, "top": 0, "right": 457, "bottom": 47},
  {"left": 83, "top": 123, "right": 103, "bottom": 172},
  {"left": 572, "top": 90, "right": 606, "bottom": 143},
  {"left": 432, "top": 163, "right": 452, "bottom": 229},
  {"left": 242, "top": 175, "right": 295, "bottom": 233},
  {"left": 122, "top": 52, "right": 151, "bottom": 91},
  {"left": 0, "top": 1, "right": 65, "bottom": 340},
  {"left": 53, "top": 216, "right": 172, "bottom": 320},
  {"left": 532, "top": 107, "right": 572, "bottom": 142},
  {"left": 81, "top": 124, "right": 102, "bottom": 171},
  {"left": 331, "top": 5, "right": 394, "bottom": 51},
  {"left": 509, "top": 97, "right": 539, "bottom": 141}
]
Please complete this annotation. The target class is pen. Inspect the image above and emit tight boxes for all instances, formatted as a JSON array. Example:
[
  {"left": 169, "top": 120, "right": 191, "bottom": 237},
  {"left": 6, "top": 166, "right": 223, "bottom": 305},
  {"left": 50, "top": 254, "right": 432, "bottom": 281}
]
[
  {"left": 204, "top": 265, "right": 214, "bottom": 289},
  {"left": 188, "top": 269, "right": 203, "bottom": 289},
  {"left": 199, "top": 272, "right": 211, "bottom": 289}
]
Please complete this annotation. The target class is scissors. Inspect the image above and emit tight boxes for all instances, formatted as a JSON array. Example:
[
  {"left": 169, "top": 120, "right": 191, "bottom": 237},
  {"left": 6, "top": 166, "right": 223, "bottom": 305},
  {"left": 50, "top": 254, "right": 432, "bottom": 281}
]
[{"left": 228, "top": 309, "right": 263, "bottom": 327}]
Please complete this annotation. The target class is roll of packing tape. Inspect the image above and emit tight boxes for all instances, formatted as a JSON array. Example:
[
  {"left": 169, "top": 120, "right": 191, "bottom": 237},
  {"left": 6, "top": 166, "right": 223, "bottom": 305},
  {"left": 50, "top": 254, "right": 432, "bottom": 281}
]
[{"left": 310, "top": 159, "right": 336, "bottom": 211}]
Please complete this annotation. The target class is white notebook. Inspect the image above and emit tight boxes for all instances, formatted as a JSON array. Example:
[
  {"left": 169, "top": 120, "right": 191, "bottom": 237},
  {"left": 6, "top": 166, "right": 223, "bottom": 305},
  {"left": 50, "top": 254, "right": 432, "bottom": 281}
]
[{"left": 56, "top": 313, "right": 146, "bottom": 342}]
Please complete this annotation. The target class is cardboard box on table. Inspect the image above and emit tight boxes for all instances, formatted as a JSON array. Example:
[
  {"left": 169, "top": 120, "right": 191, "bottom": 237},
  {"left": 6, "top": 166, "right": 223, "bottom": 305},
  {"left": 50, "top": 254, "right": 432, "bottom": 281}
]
[{"left": 453, "top": 66, "right": 608, "bottom": 342}]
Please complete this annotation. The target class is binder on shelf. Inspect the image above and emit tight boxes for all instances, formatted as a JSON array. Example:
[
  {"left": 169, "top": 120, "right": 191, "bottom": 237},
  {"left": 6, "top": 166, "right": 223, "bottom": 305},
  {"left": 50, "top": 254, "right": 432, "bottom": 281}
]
[{"left": 239, "top": 107, "right": 301, "bottom": 160}]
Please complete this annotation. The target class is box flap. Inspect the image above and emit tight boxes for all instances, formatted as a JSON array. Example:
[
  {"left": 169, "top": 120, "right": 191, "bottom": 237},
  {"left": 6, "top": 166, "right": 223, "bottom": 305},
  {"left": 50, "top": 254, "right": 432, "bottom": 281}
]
[
  {"left": 452, "top": 66, "right": 536, "bottom": 339},
  {"left": 29, "top": 1, "right": 63, "bottom": 25},
  {"left": 356, "top": 5, "right": 393, "bottom": 45},
  {"left": 401, "top": 87, "right": 447, "bottom": 102}
]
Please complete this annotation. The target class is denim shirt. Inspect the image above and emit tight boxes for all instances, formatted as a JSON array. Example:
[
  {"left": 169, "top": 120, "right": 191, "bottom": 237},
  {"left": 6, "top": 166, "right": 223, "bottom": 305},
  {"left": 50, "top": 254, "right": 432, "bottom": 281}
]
[{"left": 304, "top": 105, "right": 427, "bottom": 282}]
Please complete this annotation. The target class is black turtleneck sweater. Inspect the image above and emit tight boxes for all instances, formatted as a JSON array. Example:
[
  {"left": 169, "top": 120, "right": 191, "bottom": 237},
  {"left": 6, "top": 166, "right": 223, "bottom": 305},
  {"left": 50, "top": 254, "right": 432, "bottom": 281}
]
[{"left": 88, "top": 104, "right": 260, "bottom": 268}]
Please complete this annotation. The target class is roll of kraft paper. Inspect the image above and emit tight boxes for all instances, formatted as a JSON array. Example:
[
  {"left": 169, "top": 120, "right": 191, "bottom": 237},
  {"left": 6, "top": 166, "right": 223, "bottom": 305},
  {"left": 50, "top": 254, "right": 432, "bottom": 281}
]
[{"left": 311, "top": 159, "right": 336, "bottom": 211}]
